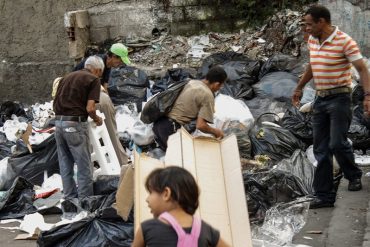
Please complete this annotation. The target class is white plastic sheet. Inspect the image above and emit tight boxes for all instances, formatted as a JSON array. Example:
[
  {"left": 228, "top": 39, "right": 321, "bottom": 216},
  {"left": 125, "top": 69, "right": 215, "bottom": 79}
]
[{"left": 214, "top": 94, "right": 254, "bottom": 131}]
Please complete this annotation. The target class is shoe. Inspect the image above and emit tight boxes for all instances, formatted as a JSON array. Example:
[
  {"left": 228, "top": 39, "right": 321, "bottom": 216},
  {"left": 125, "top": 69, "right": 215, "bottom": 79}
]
[
  {"left": 309, "top": 198, "right": 334, "bottom": 209},
  {"left": 348, "top": 178, "right": 362, "bottom": 191}
]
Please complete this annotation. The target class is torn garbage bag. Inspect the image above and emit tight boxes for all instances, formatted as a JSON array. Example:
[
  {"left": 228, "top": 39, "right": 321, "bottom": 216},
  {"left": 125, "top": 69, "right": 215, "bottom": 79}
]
[
  {"left": 38, "top": 192, "right": 134, "bottom": 247},
  {"left": 275, "top": 150, "right": 315, "bottom": 195},
  {"left": 243, "top": 170, "right": 309, "bottom": 224},
  {"left": 281, "top": 106, "right": 313, "bottom": 145},
  {"left": 0, "top": 177, "right": 37, "bottom": 220},
  {"left": 151, "top": 68, "right": 195, "bottom": 95},
  {"left": 108, "top": 66, "right": 149, "bottom": 110},
  {"left": 37, "top": 212, "right": 134, "bottom": 247},
  {"left": 7, "top": 133, "right": 59, "bottom": 188},
  {"left": 249, "top": 119, "right": 304, "bottom": 162},
  {"left": 253, "top": 72, "right": 299, "bottom": 102}
]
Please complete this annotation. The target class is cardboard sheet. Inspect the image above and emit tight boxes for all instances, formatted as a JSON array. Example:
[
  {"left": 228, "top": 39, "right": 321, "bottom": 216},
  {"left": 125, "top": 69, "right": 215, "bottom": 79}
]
[{"left": 135, "top": 128, "right": 252, "bottom": 246}]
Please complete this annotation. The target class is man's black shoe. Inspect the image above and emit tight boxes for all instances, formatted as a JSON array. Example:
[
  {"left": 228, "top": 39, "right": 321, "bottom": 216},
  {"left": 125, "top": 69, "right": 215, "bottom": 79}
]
[
  {"left": 309, "top": 198, "right": 334, "bottom": 209},
  {"left": 348, "top": 178, "right": 362, "bottom": 191}
]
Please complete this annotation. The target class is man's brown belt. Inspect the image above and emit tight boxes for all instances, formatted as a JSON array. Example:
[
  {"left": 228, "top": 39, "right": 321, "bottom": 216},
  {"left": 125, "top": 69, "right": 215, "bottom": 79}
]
[{"left": 316, "top": 87, "right": 352, "bottom": 97}]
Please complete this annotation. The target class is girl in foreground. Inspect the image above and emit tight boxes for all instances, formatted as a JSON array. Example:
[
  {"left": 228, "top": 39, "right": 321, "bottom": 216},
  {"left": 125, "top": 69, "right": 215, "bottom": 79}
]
[{"left": 132, "top": 166, "right": 230, "bottom": 247}]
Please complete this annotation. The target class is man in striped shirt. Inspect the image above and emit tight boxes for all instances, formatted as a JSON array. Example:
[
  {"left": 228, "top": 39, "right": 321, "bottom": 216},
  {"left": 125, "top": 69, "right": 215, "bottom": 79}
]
[{"left": 292, "top": 5, "right": 370, "bottom": 209}]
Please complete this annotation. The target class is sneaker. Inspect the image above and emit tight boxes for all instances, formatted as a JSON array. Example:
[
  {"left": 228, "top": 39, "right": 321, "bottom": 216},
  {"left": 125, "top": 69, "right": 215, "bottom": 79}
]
[
  {"left": 309, "top": 197, "right": 334, "bottom": 209},
  {"left": 348, "top": 178, "right": 362, "bottom": 191}
]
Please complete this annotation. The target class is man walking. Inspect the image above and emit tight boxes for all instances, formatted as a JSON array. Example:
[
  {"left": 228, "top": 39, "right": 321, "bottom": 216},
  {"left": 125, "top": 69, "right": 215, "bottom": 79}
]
[
  {"left": 292, "top": 5, "right": 370, "bottom": 209},
  {"left": 54, "top": 56, "right": 104, "bottom": 202}
]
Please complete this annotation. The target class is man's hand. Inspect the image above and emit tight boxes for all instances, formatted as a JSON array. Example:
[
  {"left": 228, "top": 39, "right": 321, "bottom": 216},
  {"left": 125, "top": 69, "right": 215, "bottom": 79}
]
[
  {"left": 214, "top": 128, "right": 224, "bottom": 139},
  {"left": 94, "top": 116, "right": 103, "bottom": 126},
  {"left": 292, "top": 89, "right": 303, "bottom": 107}
]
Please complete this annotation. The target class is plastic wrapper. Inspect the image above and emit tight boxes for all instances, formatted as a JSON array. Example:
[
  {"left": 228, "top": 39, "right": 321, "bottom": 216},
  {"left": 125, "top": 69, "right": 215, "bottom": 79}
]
[
  {"left": 253, "top": 72, "right": 299, "bottom": 102},
  {"left": 108, "top": 66, "right": 149, "bottom": 110},
  {"left": 281, "top": 107, "right": 313, "bottom": 145},
  {"left": 249, "top": 120, "right": 304, "bottom": 163},
  {"left": 151, "top": 68, "right": 195, "bottom": 95},
  {"left": 31, "top": 101, "right": 55, "bottom": 128},
  {"left": 258, "top": 54, "right": 307, "bottom": 79},
  {"left": 0, "top": 177, "right": 37, "bottom": 220},
  {"left": 252, "top": 198, "right": 310, "bottom": 246},
  {"left": 6, "top": 134, "right": 60, "bottom": 188},
  {"left": 224, "top": 121, "right": 252, "bottom": 159},
  {"left": 275, "top": 150, "right": 315, "bottom": 195},
  {"left": 1, "top": 115, "right": 28, "bottom": 142},
  {"left": 300, "top": 84, "right": 316, "bottom": 105},
  {"left": 243, "top": 169, "right": 310, "bottom": 224},
  {"left": 245, "top": 97, "right": 290, "bottom": 119}
]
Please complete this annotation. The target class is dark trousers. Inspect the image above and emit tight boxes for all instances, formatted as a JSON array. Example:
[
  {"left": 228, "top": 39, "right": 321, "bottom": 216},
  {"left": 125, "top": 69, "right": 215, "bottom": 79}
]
[
  {"left": 312, "top": 93, "right": 362, "bottom": 202},
  {"left": 153, "top": 117, "right": 180, "bottom": 151}
]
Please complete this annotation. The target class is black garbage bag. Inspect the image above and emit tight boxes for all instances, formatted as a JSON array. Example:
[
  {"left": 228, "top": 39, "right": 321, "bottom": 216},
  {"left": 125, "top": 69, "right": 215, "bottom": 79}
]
[
  {"left": 198, "top": 52, "right": 256, "bottom": 77},
  {"left": 245, "top": 97, "right": 290, "bottom": 119},
  {"left": 259, "top": 54, "right": 307, "bottom": 79},
  {"left": 151, "top": 68, "right": 195, "bottom": 95},
  {"left": 218, "top": 60, "right": 258, "bottom": 100},
  {"left": 348, "top": 105, "right": 370, "bottom": 153},
  {"left": 108, "top": 66, "right": 149, "bottom": 110},
  {"left": 37, "top": 211, "right": 134, "bottom": 247},
  {"left": 243, "top": 169, "right": 308, "bottom": 223},
  {"left": 140, "top": 80, "right": 188, "bottom": 124},
  {"left": 249, "top": 118, "right": 304, "bottom": 163},
  {"left": 351, "top": 84, "right": 364, "bottom": 106},
  {"left": 275, "top": 150, "right": 315, "bottom": 195},
  {"left": 0, "top": 132, "right": 15, "bottom": 160},
  {"left": 198, "top": 53, "right": 260, "bottom": 101},
  {"left": 253, "top": 72, "right": 299, "bottom": 102},
  {"left": 94, "top": 175, "right": 120, "bottom": 195},
  {"left": 281, "top": 107, "right": 313, "bottom": 145},
  {"left": 6, "top": 134, "right": 59, "bottom": 188},
  {"left": 0, "top": 177, "right": 37, "bottom": 220},
  {"left": 0, "top": 101, "right": 29, "bottom": 126},
  {"left": 224, "top": 121, "right": 252, "bottom": 159}
]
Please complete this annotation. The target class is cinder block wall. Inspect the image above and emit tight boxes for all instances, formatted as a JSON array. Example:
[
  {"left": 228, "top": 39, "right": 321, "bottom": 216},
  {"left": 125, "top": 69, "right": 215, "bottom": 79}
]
[{"left": 0, "top": 0, "right": 245, "bottom": 104}]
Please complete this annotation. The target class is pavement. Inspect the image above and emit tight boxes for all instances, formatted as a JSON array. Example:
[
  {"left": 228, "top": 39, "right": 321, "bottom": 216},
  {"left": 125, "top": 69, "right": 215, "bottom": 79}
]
[{"left": 0, "top": 167, "right": 370, "bottom": 247}]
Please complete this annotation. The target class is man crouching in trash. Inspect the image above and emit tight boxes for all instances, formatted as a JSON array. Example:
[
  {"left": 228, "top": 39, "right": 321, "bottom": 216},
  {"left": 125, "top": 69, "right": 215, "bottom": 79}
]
[
  {"left": 53, "top": 55, "right": 103, "bottom": 212},
  {"left": 153, "top": 66, "right": 227, "bottom": 151}
]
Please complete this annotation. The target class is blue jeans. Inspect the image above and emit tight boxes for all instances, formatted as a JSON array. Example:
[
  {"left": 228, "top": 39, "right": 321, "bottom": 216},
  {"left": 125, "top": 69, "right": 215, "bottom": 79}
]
[
  {"left": 312, "top": 93, "right": 362, "bottom": 202},
  {"left": 55, "top": 120, "right": 93, "bottom": 200}
]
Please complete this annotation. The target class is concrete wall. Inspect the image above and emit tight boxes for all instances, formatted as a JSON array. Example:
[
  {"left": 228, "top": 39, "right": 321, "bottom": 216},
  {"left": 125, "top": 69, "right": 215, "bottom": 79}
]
[
  {"left": 0, "top": 0, "right": 245, "bottom": 104},
  {"left": 320, "top": 0, "right": 370, "bottom": 57}
]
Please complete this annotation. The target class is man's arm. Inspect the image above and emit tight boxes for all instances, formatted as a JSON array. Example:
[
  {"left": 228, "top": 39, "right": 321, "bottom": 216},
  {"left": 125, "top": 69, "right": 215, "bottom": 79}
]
[
  {"left": 196, "top": 117, "right": 224, "bottom": 139},
  {"left": 292, "top": 64, "right": 313, "bottom": 106},
  {"left": 352, "top": 59, "right": 370, "bottom": 115},
  {"left": 86, "top": 100, "right": 103, "bottom": 126}
]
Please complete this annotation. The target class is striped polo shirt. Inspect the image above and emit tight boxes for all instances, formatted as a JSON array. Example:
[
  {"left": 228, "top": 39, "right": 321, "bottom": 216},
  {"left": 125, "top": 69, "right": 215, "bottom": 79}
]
[{"left": 308, "top": 26, "right": 363, "bottom": 90}]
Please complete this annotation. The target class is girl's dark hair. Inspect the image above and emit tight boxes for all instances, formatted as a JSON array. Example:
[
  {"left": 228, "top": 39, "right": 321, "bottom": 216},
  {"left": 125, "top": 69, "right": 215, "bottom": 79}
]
[
  {"left": 306, "top": 5, "right": 331, "bottom": 24},
  {"left": 145, "top": 166, "right": 199, "bottom": 215}
]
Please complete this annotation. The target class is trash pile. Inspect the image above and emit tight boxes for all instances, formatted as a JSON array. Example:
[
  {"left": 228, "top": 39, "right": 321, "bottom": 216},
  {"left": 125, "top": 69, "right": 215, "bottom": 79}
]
[
  {"left": 0, "top": 7, "right": 370, "bottom": 247},
  {"left": 127, "top": 9, "right": 306, "bottom": 68}
]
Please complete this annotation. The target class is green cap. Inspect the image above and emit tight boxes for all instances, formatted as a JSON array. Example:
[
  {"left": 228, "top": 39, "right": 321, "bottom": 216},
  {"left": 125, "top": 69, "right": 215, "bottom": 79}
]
[{"left": 110, "top": 43, "right": 131, "bottom": 65}]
